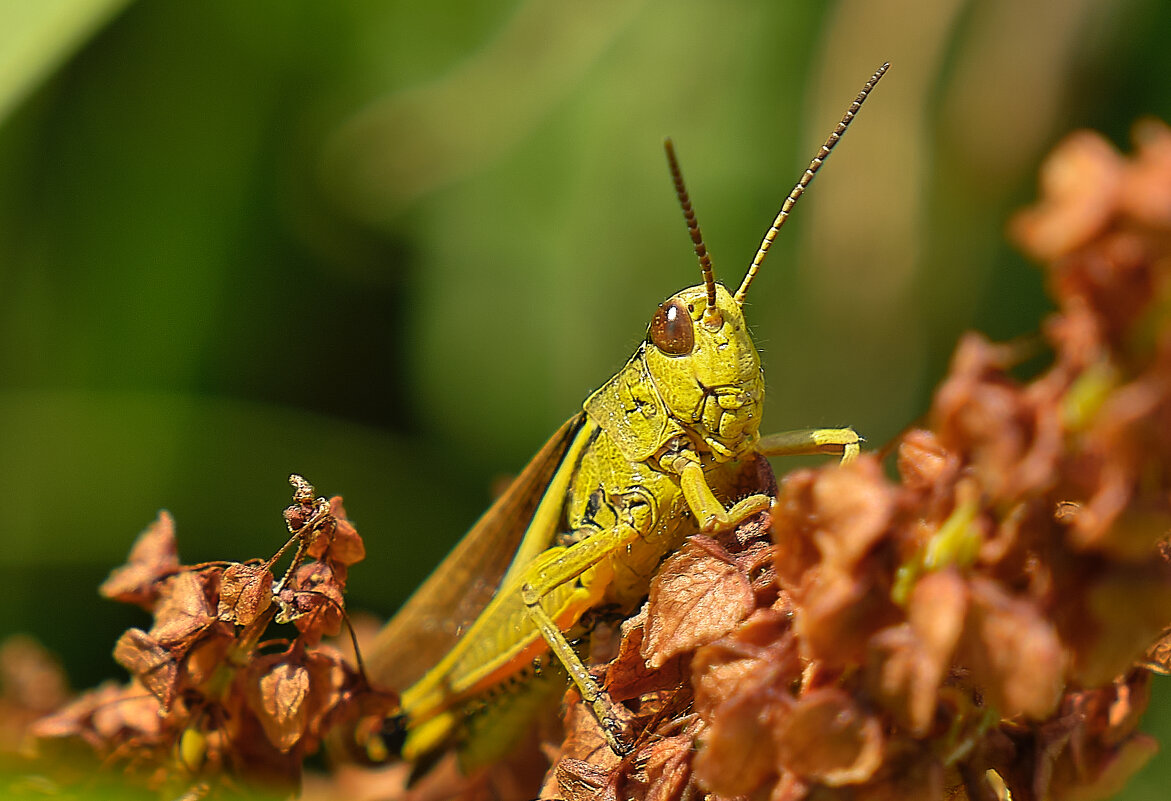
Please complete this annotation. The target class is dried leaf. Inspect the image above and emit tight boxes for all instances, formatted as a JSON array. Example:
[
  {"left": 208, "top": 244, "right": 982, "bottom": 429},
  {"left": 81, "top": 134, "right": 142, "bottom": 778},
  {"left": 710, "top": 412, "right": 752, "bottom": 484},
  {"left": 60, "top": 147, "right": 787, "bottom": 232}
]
[
  {"left": 552, "top": 756, "right": 621, "bottom": 801},
  {"left": 691, "top": 608, "right": 795, "bottom": 720},
  {"left": 691, "top": 611, "right": 801, "bottom": 797},
  {"left": 963, "top": 578, "right": 1066, "bottom": 720},
  {"left": 249, "top": 658, "right": 311, "bottom": 753},
  {"left": 0, "top": 634, "right": 69, "bottom": 715},
  {"left": 795, "top": 564, "right": 896, "bottom": 668},
  {"left": 149, "top": 571, "right": 217, "bottom": 647},
  {"left": 100, "top": 511, "right": 179, "bottom": 609},
  {"left": 642, "top": 732, "right": 693, "bottom": 801},
  {"left": 773, "top": 688, "right": 883, "bottom": 786},
  {"left": 90, "top": 682, "right": 163, "bottom": 740},
  {"left": 810, "top": 459, "right": 895, "bottom": 573},
  {"left": 1139, "top": 625, "right": 1171, "bottom": 674},
  {"left": 31, "top": 680, "right": 120, "bottom": 740},
  {"left": 306, "top": 497, "right": 366, "bottom": 566},
  {"left": 217, "top": 562, "right": 273, "bottom": 626},
  {"left": 300, "top": 648, "right": 350, "bottom": 745},
  {"left": 693, "top": 685, "right": 780, "bottom": 797},
  {"left": 282, "top": 562, "right": 345, "bottom": 644},
  {"left": 182, "top": 629, "right": 233, "bottom": 689},
  {"left": 898, "top": 429, "right": 961, "bottom": 495},
  {"left": 643, "top": 537, "right": 753, "bottom": 669},
  {"left": 113, "top": 629, "right": 177, "bottom": 708},
  {"left": 604, "top": 609, "right": 684, "bottom": 703},
  {"left": 1010, "top": 130, "right": 1124, "bottom": 261},
  {"left": 871, "top": 569, "right": 968, "bottom": 735}
]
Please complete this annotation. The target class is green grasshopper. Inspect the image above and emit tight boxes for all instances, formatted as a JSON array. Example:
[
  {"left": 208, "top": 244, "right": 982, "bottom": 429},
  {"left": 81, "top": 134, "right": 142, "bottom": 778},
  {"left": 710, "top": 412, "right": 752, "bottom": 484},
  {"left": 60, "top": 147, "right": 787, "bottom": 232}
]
[{"left": 365, "top": 63, "right": 888, "bottom": 770}]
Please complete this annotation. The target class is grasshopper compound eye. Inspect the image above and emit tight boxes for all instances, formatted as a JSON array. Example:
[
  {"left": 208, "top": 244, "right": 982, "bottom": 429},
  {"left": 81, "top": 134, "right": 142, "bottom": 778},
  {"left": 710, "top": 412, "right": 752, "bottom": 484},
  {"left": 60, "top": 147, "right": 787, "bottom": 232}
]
[{"left": 649, "top": 298, "right": 695, "bottom": 355}]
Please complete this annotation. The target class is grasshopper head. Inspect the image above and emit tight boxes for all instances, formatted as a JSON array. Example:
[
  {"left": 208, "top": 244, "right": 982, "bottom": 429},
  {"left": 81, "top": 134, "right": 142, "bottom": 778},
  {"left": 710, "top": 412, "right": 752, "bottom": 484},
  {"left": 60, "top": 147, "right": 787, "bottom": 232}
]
[
  {"left": 647, "top": 66, "right": 887, "bottom": 459},
  {"left": 644, "top": 282, "right": 763, "bottom": 460}
]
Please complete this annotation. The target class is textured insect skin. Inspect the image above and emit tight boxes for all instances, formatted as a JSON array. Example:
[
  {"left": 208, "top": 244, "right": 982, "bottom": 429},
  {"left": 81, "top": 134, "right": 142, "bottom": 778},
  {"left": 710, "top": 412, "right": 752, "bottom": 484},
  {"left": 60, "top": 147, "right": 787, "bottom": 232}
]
[
  {"left": 388, "top": 284, "right": 767, "bottom": 764},
  {"left": 366, "top": 63, "right": 888, "bottom": 772}
]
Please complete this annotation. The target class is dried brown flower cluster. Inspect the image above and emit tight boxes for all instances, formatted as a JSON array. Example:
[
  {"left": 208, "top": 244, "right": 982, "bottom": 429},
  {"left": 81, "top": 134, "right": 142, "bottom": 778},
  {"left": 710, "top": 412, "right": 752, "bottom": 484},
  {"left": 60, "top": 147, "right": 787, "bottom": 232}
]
[
  {"left": 26, "top": 477, "right": 395, "bottom": 797},
  {"left": 533, "top": 120, "right": 1171, "bottom": 801}
]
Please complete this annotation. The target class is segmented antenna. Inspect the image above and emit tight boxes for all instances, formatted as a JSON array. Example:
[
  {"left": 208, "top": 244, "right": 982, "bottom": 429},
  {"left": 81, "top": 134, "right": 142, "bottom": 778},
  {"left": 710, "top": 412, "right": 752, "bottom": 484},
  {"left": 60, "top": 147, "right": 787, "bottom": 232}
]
[
  {"left": 734, "top": 62, "right": 890, "bottom": 306},
  {"left": 664, "top": 138, "right": 719, "bottom": 323}
]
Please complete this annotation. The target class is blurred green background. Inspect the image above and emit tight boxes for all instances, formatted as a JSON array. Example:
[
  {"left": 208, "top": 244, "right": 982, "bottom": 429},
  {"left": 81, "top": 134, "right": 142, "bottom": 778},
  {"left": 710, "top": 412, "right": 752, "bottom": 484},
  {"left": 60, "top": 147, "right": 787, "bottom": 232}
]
[{"left": 2, "top": 0, "right": 1170, "bottom": 796}]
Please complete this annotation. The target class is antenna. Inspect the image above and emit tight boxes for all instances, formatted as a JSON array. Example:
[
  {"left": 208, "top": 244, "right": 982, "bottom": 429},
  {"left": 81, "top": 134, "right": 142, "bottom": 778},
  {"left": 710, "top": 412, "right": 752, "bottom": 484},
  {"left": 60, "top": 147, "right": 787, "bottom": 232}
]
[
  {"left": 664, "top": 138, "right": 720, "bottom": 326},
  {"left": 734, "top": 62, "right": 889, "bottom": 305}
]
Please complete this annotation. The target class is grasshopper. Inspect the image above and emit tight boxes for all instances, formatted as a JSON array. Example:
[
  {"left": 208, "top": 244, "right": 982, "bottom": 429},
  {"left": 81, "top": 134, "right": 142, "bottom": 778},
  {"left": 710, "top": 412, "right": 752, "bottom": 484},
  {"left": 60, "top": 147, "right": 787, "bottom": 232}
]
[{"left": 366, "top": 63, "right": 888, "bottom": 770}]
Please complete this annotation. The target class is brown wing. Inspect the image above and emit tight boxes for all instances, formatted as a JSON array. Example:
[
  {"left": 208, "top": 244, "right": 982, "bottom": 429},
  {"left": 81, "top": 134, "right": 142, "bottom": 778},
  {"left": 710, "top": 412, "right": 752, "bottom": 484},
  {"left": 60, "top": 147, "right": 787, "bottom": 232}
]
[{"left": 365, "top": 413, "right": 586, "bottom": 691}]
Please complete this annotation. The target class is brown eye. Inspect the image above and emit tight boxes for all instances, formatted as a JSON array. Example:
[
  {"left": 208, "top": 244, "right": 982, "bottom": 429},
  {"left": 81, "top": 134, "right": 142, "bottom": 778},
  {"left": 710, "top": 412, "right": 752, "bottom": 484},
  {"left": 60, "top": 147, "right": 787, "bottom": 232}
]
[{"left": 649, "top": 298, "right": 694, "bottom": 355}]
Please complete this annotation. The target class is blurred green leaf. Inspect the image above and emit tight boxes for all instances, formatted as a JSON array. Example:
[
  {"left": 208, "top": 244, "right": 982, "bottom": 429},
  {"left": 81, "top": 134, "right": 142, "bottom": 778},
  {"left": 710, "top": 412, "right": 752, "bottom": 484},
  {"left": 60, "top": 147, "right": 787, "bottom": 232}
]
[{"left": 0, "top": 0, "right": 131, "bottom": 124}]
